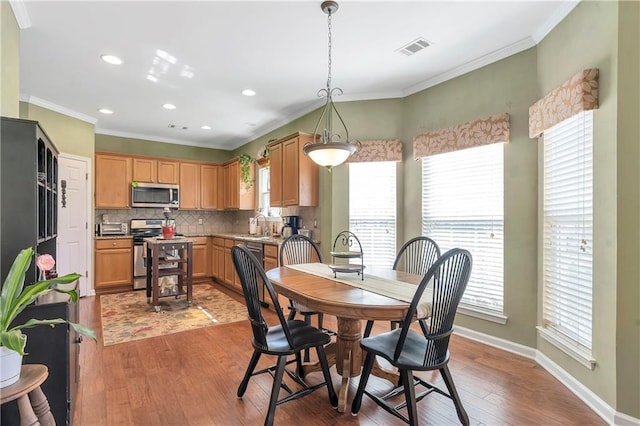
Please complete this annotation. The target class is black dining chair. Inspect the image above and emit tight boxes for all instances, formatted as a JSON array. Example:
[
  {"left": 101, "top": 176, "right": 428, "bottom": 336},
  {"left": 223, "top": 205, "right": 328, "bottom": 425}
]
[
  {"left": 232, "top": 245, "right": 337, "bottom": 426},
  {"left": 363, "top": 236, "right": 441, "bottom": 338},
  {"left": 279, "top": 234, "right": 326, "bottom": 332},
  {"left": 351, "top": 248, "right": 472, "bottom": 426}
]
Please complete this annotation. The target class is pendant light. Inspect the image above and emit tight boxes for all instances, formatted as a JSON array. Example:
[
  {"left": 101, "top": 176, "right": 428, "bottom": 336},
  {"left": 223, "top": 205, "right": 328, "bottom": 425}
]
[{"left": 303, "top": 1, "right": 358, "bottom": 171}]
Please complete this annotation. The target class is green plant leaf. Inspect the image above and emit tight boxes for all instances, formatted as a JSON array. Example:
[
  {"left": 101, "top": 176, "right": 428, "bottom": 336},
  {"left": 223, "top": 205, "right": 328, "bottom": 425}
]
[{"left": 0, "top": 329, "right": 27, "bottom": 355}]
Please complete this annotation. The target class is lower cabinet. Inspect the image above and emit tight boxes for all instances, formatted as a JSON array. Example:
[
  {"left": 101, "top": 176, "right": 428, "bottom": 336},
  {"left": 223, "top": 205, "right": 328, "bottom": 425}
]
[
  {"left": 0, "top": 296, "right": 79, "bottom": 425},
  {"left": 264, "top": 244, "right": 279, "bottom": 272},
  {"left": 94, "top": 238, "right": 133, "bottom": 293},
  {"left": 191, "top": 237, "right": 210, "bottom": 280},
  {"left": 223, "top": 239, "right": 239, "bottom": 290}
]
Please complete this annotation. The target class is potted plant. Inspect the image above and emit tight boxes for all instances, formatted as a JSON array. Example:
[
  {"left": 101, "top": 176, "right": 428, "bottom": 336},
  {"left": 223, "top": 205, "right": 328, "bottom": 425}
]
[
  {"left": 238, "top": 153, "right": 253, "bottom": 189},
  {"left": 0, "top": 247, "right": 96, "bottom": 388}
]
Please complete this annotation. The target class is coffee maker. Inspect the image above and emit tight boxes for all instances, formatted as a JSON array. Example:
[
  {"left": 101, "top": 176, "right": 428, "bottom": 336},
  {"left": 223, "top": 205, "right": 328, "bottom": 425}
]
[{"left": 281, "top": 215, "right": 300, "bottom": 237}]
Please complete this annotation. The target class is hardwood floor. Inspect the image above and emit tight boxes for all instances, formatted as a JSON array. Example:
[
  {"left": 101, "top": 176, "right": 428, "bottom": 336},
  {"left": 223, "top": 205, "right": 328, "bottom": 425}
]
[{"left": 73, "top": 283, "right": 604, "bottom": 425}]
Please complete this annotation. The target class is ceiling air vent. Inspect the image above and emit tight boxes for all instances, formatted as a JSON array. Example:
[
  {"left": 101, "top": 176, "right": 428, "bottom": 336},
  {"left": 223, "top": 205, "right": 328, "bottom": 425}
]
[
  {"left": 397, "top": 38, "right": 431, "bottom": 56},
  {"left": 168, "top": 124, "right": 188, "bottom": 130}
]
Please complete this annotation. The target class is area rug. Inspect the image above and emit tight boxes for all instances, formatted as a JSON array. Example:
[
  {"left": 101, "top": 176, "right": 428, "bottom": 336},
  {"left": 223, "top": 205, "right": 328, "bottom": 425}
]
[{"left": 100, "top": 285, "right": 248, "bottom": 346}]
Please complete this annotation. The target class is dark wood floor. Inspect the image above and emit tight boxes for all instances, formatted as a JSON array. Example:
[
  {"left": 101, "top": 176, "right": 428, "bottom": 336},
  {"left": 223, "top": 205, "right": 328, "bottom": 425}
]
[{"left": 74, "top": 283, "right": 605, "bottom": 425}]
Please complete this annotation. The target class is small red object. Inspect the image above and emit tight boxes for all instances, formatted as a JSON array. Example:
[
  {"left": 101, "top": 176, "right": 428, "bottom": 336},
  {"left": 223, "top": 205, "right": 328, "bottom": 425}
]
[{"left": 162, "top": 226, "right": 175, "bottom": 239}]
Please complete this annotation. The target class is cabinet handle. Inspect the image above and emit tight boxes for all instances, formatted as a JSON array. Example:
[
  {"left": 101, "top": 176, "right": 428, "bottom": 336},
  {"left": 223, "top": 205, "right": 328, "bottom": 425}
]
[
  {"left": 76, "top": 336, "right": 83, "bottom": 344},
  {"left": 112, "top": 242, "right": 117, "bottom": 246}
]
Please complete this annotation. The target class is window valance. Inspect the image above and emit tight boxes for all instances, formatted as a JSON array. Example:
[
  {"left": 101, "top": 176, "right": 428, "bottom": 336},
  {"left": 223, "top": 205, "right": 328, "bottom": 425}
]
[
  {"left": 347, "top": 139, "right": 402, "bottom": 163},
  {"left": 413, "top": 113, "right": 510, "bottom": 160},
  {"left": 528, "top": 68, "right": 599, "bottom": 138}
]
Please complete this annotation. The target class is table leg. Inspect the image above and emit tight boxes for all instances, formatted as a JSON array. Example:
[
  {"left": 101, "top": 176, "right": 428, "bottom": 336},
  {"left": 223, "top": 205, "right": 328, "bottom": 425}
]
[
  {"left": 334, "top": 317, "right": 362, "bottom": 413},
  {"left": 186, "top": 244, "right": 193, "bottom": 305},
  {"left": 152, "top": 247, "right": 160, "bottom": 312},
  {"left": 29, "top": 386, "right": 55, "bottom": 426}
]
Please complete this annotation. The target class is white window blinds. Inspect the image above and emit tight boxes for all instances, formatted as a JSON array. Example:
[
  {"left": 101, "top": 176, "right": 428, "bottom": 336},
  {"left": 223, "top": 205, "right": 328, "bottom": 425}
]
[
  {"left": 542, "top": 111, "right": 593, "bottom": 352},
  {"left": 422, "top": 143, "right": 504, "bottom": 312},
  {"left": 349, "top": 161, "right": 397, "bottom": 269}
]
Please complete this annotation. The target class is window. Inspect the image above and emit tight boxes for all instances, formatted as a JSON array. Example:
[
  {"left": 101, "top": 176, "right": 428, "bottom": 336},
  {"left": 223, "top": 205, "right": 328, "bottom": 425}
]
[
  {"left": 349, "top": 161, "right": 396, "bottom": 269},
  {"left": 422, "top": 143, "right": 504, "bottom": 314},
  {"left": 258, "top": 167, "right": 280, "bottom": 217},
  {"left": 540, "top": 111, "right": 594, "bottom": 367}
]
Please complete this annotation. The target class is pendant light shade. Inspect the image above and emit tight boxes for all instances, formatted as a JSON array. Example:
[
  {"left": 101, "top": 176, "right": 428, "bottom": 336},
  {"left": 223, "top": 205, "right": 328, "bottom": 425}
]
[{"left": 303, "top": 1, "right": 358, "bottom": 171}]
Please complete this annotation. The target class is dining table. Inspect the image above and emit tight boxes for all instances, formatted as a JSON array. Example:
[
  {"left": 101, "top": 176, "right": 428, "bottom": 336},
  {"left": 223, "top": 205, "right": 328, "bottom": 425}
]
[{"left": 265, "top": 263, "right": 428, "bottom": 413}]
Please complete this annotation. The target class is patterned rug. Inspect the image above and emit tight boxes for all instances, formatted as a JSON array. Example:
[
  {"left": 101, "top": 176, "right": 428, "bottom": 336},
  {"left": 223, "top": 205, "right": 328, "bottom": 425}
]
[{"left": 100, "top": 285, "right": 248, "bottom": 346}]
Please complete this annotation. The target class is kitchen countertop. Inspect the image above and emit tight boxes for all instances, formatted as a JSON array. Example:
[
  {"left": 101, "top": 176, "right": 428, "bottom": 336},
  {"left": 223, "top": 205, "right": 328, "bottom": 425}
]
[
  {"left": 94, "top": 235, "right": 133, "bottom": 240},
  {"left": 94, "top": 233, "right": 315, "bottom": 246}
]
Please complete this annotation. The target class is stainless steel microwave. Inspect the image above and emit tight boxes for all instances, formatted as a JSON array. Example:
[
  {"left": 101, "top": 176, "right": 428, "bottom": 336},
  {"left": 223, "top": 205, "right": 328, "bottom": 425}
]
[{"left": 131, "top": 182, "right": 179, "bottom": 208}]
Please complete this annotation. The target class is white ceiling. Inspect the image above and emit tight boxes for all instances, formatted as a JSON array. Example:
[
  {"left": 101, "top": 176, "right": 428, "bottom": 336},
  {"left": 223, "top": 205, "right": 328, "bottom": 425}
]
[{"left": 14, "top": 0, "right": 578, "bottom": 151}]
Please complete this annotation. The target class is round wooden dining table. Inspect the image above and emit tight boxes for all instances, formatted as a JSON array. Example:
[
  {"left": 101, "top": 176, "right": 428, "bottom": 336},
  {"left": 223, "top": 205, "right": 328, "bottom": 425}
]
[{"left": 265, "top": 265, "right": 422, "bottom": 413}]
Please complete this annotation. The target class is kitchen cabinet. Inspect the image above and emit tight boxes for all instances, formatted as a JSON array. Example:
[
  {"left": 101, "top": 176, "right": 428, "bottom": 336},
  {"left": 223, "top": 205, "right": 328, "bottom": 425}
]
[
  {"left": 0, "top": 117, "right": 58, "bottom": 284},
  {"left": 95, "top": 153, "right": 132, "bottom": 209},
  {"left": 200, "top": 164, "right": 220, "bottom": 210},
  {"left": 264, "top": 244, "right": 279, "bottom": 272},
  {"left": 223, "top": 239, "right": 241, "bottom": 290},
  {"left": 179, "top": 162, "right": 200, "bottom": 210},
  {"left": 191, "top": 236, "right": 210, "bottom": 280},
  {"left": 223, "top": 159, "right": 255, "bottom": 210},
  {"left": 211, "top": 237, "right": 224, "bottom": 279},
  {"left": 133, "top": 157, "right": 179, "bottom": 184},
  {"left": 94, "top": 238, "right": 133, "bottom": 293},
  {"left": 268, "top": 132, "right": 318, "bottom": 207}
]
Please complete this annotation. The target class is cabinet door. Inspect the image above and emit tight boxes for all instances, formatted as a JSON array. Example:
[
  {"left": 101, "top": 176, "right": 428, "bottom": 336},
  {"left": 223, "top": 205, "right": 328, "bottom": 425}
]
[
  {"left": 264, "top": 255, "right": 278, "bottom": 273},
  {"left": 94, "top": 246, "right": 132, "bottom": 289},
  {"left": 224, "top": 246, "right": 234, "bottom": 285},
  {"left": 157, "top": 160, "right": 179, "bottom": 184},
  {"left": 228, "top": 161, "right": 240, "bottom": 209},
  {"left": 132, "top": 158, "right": 156, "bottom": 183},
  {"left": 217, "top": 244, "right": 225, "bottom": 280},
  {"left": 180, "top": 163, "right": 200, "bottom": 209},
  {"left": 269, "top": 142, "right": 283, "bottom": 207},
  {"left": 192, "top": 243, "right": 209, "bottom": 278},
  {"left": 282, "top": 137, "right": 300, "bottom": 206},
  {"left": 95, "top": 154, "right": 132, "bottom": 208},
  {"left": 200, "top": 164, "right": 219, "bottom": 210}
]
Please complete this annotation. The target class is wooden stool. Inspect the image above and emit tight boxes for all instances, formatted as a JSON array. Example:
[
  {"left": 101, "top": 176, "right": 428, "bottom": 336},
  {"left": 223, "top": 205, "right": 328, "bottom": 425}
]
[{"left": 0, "top": 364, "right": 55, "bottom": 426}]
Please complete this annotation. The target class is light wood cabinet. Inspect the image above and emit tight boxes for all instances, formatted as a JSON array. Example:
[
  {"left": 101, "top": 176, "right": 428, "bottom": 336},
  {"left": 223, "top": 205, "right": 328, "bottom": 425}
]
[
  {"left": 211, "top": 237, "right": 224, "bottom": 279},
  {"left": 223, "top": 159, "right": 255, "bottom": 210},
  {"left": 200, "top": 164, "right": 219, "bottom": 210},
  {"left": 95, "top": 153, "right": 132, "bottom": 208},
  {"left": 264, "top": 244, "right": 279, "bottom": 272},
  {"left": 268, "top": 132, "right": 318, "bottom": 207},
  {"left": 223, "top": 239, "right": 235, "bottom": 287},
  {"left": 191, "top": 236, "right": 210, "bottom": 279},
  {"left": 132, "top": 158, "right": 179, "bottom": 184},
  {"left": 94, "top": 238, "right": 132, "bottom": 292},
  {"left": 179, "top": 162, "right": 200, "bottom": 210},
  {"left": 157, "top": 160, "right": 179, "bottom": 184}
]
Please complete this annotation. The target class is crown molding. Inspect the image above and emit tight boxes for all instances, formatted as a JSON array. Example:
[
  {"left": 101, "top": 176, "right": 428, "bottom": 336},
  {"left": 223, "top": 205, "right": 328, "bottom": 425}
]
[
  {"left": 531, "top": 0, "right": 581, "bottom": 43},
  {"left": 403, "top": 37, "right": 536, "bottom": 97},
  {"left": 9, "top": 0, "right": 31, "bottom": 29},
  {"left": 94, "top": 128, "right": 228, "bottom": 150},
  {"left": 20, "top": 94, "right": 98, "bottom": 124}
]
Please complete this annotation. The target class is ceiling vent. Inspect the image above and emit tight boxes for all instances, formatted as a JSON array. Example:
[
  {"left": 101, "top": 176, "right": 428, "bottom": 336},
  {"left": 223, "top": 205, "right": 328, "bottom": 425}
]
[
  {"left": 168, "top": 124, "right": 188, "bottom": 130},
  {"left": 397, "top": 38, "right": 431, "bottom": 56}
]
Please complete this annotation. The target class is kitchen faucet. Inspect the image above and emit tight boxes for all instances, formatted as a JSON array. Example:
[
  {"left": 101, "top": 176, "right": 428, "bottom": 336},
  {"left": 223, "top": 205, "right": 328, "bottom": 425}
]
[{"left": 254, "top": 213, "right": 268, "bottom": 236}]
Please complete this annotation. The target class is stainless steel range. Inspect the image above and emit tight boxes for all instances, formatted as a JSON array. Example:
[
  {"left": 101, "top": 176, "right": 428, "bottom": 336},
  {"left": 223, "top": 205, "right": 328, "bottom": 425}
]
[{"left": 130, "top": 219, "right": 182, "bottom": 290}]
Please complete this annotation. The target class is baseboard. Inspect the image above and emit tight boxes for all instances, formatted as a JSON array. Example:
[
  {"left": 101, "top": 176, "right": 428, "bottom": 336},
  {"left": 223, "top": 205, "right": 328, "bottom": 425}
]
[{"left": 453, "top": 326, "right": 640, "bottom": 426}]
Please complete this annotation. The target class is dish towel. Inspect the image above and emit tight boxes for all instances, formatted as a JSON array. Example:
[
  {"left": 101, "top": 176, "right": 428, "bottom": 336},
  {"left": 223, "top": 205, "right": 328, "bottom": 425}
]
[{"left": 285, "top": 263, "right": 432, "bottom": 319}]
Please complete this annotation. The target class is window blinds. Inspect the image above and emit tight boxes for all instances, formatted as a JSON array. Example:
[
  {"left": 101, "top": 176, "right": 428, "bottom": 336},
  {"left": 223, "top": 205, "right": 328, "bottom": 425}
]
[
  {"left": 349, "top": 162, "right": 397, "bottom": 269},
  {"left": 542, "top": 111, "right": 593, "bottom": 351},
  {"left": 422, "top": 143, "right": 504, "bottom": 312}
]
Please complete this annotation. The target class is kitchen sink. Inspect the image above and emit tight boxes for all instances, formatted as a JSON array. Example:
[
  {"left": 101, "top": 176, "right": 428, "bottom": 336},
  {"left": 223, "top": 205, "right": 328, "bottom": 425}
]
[{"left": 233, "top": 234, "right": 271, "bottom": 241}]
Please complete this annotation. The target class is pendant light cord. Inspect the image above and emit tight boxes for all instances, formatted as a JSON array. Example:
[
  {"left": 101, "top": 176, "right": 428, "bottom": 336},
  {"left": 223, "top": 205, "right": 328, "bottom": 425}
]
[{"left": 327, "top": 10, "right": 333, "bottom": 91}]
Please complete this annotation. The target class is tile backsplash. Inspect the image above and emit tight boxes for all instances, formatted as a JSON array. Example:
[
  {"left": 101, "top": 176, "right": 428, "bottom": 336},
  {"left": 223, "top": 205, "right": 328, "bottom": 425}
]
[{"left": 95, "top": 206, "right": 320, "bottom": 238}]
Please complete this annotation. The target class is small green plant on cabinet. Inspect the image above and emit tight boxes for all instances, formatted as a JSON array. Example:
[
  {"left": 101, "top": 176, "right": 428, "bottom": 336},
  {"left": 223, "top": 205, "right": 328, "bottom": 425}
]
[
  {"left": 238, "top": 154, "right": 253, "bottom": 189},
  {"left": 0, "top": 247, "right": 97, "bottom": 355}
]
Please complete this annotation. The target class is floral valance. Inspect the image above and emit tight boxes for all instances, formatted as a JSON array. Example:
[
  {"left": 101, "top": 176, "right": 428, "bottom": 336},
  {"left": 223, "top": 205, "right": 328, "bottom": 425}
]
[
  {"left": 413, "top": 113, "right": 510, "bottom": 159},
  {"left": 529, "top": 68, "right": 599, "bottom": 138},
  {"left": 347, "top": 139, "right": 402, "bottom": 163}
]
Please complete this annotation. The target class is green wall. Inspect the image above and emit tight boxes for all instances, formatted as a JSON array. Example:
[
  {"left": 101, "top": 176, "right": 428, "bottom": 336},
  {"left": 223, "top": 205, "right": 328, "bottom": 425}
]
[
  {"left": 615, "top": 0, "right": 640, "bottom": 418},
  {"left": 1, "top": 1, "right": 19, "bottom": 118},
  {"left": 536, "top": 0, "right": 619, "bottom": 407},
  {"left": 95, "top": 134, "right": 230, "bottom": 163},
  {"left": 21, "top": 103, "right": 95, "bottom": 158}
]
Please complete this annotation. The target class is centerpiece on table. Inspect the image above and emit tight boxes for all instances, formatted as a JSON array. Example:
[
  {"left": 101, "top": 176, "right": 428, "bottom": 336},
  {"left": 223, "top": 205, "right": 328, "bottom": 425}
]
[{"left": 0, "top": 247, "right": 96, "bottom": 388}]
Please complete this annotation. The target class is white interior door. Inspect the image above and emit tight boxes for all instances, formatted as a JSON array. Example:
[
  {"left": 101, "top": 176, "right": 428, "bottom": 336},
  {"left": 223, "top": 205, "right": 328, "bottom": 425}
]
[{"left": 57, "top": 154, "right": 92, "bottom": 296}]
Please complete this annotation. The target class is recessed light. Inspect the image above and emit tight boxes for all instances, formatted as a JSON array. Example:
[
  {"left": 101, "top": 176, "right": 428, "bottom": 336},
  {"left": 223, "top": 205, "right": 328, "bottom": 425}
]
[
  {"left": 246, "top": 122, "right": 257, "bottom": 127},
  {"left": 162, "top": 103, "right": 177, "bottom": 110},
  {"left": 97, "top": 108, "right": 113, "bottom": 114},
  {"left": 100, "top": 54, "right": 123, "bottom": 65},
  {"left": 241, "top": 89, "right": 256, "bottom": 97},
  {"left": 201, "top": 125, "right": 212, "bottom": 130},
  {"left": 146, "top": 74, "right": 158, "bottom": 83}
]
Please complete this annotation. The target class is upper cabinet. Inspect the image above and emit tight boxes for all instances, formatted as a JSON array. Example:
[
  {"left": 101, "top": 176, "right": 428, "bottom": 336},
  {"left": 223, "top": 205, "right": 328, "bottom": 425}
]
[
  {"left": 179, "top": 162, "right": 221, "bottom": 211},
  {"left": 133, "top": 158, "right": 179, "bottom": 184},
  {"left": 179, "top": 162, "right": 200, "bottom": 210},
  {"left": 95, "top": 153, "right": 131, "bottom": 209},
  {"left": 268, "top": 132, "right": 318, "bottom": 207},
  {"left": 200, "top": 164, "right": 219, "bottom": 210},
  {"left": 223, "top": 159, "right": 255, "bottom": 210}
]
